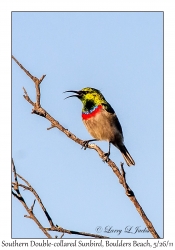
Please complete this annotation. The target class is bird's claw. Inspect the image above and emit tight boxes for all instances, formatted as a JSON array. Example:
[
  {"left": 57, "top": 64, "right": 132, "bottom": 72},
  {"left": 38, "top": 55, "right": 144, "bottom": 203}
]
[
  {"left": 103, "top": 152, "right": 110, "bottom": 162},
  {"left": 82, "top": 141, "right": 89, "bottom": 150}
]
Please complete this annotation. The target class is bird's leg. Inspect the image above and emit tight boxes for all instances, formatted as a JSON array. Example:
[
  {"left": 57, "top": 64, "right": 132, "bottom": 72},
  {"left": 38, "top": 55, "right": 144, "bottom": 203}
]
[
  {"left": 103, "top": 142, "right": 111, "bottom": 162},
  {"left": 82, "top": 139, "right": 98, "bottom": 150}
]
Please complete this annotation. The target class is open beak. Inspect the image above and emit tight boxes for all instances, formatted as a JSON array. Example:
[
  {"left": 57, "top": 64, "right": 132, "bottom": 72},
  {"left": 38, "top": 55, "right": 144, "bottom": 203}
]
[{"left": 63, "top": 90, "right": 81, "bottom": 99}]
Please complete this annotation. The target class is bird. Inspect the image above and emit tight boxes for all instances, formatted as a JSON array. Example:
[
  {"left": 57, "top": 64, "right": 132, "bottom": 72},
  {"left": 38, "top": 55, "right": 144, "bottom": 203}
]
[{"left": 64, "top": 87, "right": 135, "bottom": 166}]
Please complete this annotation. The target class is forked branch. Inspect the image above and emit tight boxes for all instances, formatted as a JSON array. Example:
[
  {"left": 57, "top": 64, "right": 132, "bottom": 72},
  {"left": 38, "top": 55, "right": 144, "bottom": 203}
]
[
  {"left": 12, "top": 55, "right": 160, "bottom": 239},
  {"left": 12, "top": 159, "right": 108, "bottom": 239},
  {"left": 12, "top": 159, "right": 52, "bottom": 238}
]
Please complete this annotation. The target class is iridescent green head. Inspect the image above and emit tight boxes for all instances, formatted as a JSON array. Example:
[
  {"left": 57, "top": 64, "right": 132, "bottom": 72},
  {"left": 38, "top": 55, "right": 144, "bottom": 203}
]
[{"left": 64, "top": 87, "right": 114, "bottom": 113}]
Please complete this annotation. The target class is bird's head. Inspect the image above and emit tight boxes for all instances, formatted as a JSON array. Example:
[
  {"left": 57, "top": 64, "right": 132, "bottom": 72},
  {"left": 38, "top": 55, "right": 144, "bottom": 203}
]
[{"left": 64, "top": 87, "right": 107, "bottom": 111}]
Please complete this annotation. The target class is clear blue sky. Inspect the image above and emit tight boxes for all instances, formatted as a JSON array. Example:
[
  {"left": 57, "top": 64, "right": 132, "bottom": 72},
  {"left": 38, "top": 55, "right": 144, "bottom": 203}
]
[{"left": 12, "top": 12, "right": 163, "bottom": 239}]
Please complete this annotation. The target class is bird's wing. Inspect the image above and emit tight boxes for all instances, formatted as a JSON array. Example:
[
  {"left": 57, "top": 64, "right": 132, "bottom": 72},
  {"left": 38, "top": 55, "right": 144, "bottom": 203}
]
[
  {"left": 102, "top": 103, "right": 123, "bottom": 136},
  {"left": 112, "top": 114, "right": 123, "bottom": 136}
]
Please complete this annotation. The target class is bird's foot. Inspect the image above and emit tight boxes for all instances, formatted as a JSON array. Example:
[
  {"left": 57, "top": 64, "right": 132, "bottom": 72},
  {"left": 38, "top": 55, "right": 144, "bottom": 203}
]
[
  {"left": 82, "top": 140, "right": 89, "bottom": 150},
  {"left": 103, "top": 152, "right": 110, "bottom": 162}
]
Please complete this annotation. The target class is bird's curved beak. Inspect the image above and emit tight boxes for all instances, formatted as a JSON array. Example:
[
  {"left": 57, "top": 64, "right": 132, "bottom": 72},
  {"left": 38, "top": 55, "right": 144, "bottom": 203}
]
[{"left": 63, "top": 90, "right": 81, "bottom": 99}]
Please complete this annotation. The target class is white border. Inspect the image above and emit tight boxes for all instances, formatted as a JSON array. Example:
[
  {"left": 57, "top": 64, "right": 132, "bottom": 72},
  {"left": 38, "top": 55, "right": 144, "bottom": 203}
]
[{"left": 1, "top": 0, "right": 175, "bottom": 248}]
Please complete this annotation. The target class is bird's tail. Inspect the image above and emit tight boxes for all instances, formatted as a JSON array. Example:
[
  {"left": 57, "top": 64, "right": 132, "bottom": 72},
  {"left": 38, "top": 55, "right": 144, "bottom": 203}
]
[{"left": 119, "top": 145, "right": 135, "bottom": 166}]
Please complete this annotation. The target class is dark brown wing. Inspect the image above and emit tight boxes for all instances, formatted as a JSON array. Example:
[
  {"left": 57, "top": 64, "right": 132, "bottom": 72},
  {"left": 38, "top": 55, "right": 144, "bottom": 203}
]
[{"left": 102, "top": 103, "right": 123, "bottom": 136}]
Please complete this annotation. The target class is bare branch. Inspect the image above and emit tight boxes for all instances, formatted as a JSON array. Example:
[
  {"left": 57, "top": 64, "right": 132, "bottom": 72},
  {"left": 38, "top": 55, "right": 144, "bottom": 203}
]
[
  {"left": 47, "top": 225, "right": 109, "bottom": 238},
  {"left": 30, "top": 199, "right": 36, "bottom": 212},
  {"left": 12, "top": 159, "right": 52, "bottom": 238},
  {"left": 23, "top": 87, "right": 35, "bottom": 106},
  {"left": 16, "top": 173, "right": 54, "bottom": 228},
  {"left": 12, "top": 56, "right": 160, "bottom": 239},
  {"left": 12, "top": 55, "right": 35, "bottom": 81},
  {"left": 119, "top": 162, "right": 134, "bottom": 197},
  {"left": 12, "top": 161, "right": 109, "bottom": 239}
]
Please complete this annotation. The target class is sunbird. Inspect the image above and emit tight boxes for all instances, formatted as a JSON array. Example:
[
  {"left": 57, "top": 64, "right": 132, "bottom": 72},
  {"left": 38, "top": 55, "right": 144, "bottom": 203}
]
[{"left": 64, "top": 87, "right": 135, "bottom": 166}]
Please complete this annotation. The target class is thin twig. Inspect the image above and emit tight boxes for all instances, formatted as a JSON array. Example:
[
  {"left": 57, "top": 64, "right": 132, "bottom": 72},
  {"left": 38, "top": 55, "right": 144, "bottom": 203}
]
[
  {"left": 30, "top": 199, "right": 36, "bottom": 212},
  {"left": 16, "top": 173, "right": 54, "bottom": 228},
  {"left": 119, "top": 162, "right": 134, "bottom": 196},
  {"left": 12, "top": 55, "right": 35, "bottom": 81},
  {"left": 12, "top": 159, "right": 52, "bottom": 238},
  {"left": 47, "top": 225, "right": 109, "bottom": 238},
  {"left": 12, "top": 161, "right": 108, "bottom": 239}
]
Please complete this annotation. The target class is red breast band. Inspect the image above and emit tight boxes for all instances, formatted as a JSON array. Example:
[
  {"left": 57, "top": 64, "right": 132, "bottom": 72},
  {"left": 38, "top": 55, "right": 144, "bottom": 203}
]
[{"left": 82, "top": 105, "right": 102, "bottom": 120}]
